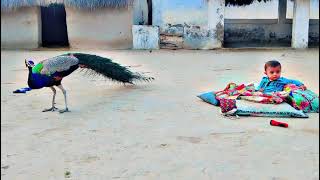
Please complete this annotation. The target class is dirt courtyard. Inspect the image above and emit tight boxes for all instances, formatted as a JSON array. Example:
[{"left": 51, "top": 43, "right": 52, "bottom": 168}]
[{"left": 1, "top": 49, "right": 319, "bottom": 179}]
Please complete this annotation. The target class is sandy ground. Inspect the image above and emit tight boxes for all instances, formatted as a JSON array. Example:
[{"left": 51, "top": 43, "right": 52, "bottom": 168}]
[{"left": 1, "top": 49, "right": 319, "bottom": 180}]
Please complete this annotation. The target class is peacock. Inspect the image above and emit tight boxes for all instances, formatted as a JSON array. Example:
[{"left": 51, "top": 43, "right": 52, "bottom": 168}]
[{"left": 24, "top": 53, "right": 154, "bottom": 113}]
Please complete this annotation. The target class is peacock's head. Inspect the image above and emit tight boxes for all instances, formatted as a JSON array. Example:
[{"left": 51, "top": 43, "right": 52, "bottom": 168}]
[{"left": 25, "top": 59, "right": 35, "bottom": 69}]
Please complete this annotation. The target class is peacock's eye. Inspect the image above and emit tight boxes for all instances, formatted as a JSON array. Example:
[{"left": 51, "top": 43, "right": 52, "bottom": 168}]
[{"left": 27, "top": 61, "right": 34, "bottom": 66}]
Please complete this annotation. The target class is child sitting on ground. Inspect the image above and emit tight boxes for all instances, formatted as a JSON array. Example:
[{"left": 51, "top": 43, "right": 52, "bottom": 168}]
[{"left": 257, "top": 60, "right": 307, "bottom": 94}]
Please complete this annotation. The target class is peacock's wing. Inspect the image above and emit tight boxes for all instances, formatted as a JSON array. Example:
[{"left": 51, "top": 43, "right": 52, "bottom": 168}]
[{"left": 33, "top": 55, "right": 79, "bottom": 76}]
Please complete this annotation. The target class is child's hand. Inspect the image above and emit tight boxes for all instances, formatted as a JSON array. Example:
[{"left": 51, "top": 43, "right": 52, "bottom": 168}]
[{"left": 300, "top": 85, "right": 307, "bottom": 90}]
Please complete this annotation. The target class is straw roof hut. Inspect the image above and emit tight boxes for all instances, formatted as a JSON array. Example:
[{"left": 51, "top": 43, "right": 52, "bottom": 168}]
[{"left": 1, "top": 0, "right": 140, "bottom": 49}]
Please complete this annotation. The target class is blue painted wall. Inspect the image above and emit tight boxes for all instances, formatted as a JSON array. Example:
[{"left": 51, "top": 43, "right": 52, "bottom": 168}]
[{"left": 153, "top": 0, "right": 208, "bottom": 29}]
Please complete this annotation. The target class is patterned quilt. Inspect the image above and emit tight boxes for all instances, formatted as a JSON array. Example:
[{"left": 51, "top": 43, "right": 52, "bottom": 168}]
[{"left": 214, "top": 83, "right": 319, "bottom": 114}]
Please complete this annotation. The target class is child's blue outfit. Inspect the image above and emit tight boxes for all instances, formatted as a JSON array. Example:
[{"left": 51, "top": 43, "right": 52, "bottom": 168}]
[{"left": 257, "top": 77, "right": 304, "bottom": 94}]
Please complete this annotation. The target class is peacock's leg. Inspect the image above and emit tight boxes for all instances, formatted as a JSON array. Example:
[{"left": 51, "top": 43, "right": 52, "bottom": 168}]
[
  {"left": 42, "top": 87, "right": 58, "bottom": 112},
  {"left": 57, "top": 85, "right": 69, "bottom": 113}
]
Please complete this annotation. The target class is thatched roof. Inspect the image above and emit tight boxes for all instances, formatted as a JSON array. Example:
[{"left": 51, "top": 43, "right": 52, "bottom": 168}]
[
  {"left": 64, "top": 0, "right": 134, "bottom": 9},
  {"left": 226, "top": 0, "right": 272, "bottom": 6},
  {"left": 1, "top": 0, "right": 275, "bottom": 12},
  {"left": 1, "top": 0, "right": 133, "bottom": 11},
  {"left": 1, "top": 0, "right": 38, "bottom": 11}
]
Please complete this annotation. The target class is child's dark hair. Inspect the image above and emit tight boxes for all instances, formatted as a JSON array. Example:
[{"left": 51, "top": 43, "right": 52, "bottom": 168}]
[{"left": 264, "top": 60, "right": 281, "bottom": 70}]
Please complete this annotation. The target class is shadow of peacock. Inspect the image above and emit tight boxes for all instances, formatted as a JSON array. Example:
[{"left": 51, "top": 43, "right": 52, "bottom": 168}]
[{"left": 25, "top": 53, "right": 154, "bottom": 113}]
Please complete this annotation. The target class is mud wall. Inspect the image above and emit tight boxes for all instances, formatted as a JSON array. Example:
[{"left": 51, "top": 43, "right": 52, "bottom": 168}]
[
  {"left": 65, "top": 7, "right": 133, "bottom": 49},
  {"left": 1, "top": 7, "right": 42, "bottom": 49}
]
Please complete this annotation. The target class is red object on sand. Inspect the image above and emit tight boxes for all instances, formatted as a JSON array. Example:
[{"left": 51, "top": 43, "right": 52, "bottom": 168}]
[{"left": 270, "top": 120, "right": 288, "bottom": 128}]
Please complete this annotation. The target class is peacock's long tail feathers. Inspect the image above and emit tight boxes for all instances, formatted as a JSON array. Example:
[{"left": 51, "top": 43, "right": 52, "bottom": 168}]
[{"left": 70, "top": 53, "right": 154, "bottom": 84}]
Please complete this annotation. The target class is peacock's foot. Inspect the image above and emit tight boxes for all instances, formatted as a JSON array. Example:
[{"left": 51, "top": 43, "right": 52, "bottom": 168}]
[
  {"left": 59, "top": 108, "right": 70, "bottom": 114},
  {"left": 42, "top": 107, "right": 58, "bottom": 112}
]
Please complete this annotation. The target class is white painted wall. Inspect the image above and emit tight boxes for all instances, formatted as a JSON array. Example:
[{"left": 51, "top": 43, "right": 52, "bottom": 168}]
[
  {"left": 225, "top": 0, "right": 279, "bottom": 19},
  {"left": 65, "top": 7, "right": 133, "bottom": 49},
  {"left": 292, "top": 0, "right": 310, "bottom": 48},
  {"left": 287, "top": 0, "right": 319, "bottom": 19},
  {"left": 207, "top": 0, "right": 224, "bottom": 48},
  {"left": 132, "top": 25, "right": 159, "bottom": 49},
  {"left": 152, "top": 0, "right": 224, "bottom": 49},
  {"left": 1, "top": 7, "right": 41, "bottom": 49},
  {"left": 153, "top": 0, "right": 280, "bottom": 30}
]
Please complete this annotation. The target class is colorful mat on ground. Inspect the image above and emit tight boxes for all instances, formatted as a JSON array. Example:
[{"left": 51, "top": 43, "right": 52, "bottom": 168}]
[
  {"left": 198, "top": 82, "right": 318, "bottom": 118},
  {"left": 235, "top": 100, "right": 308, "bottom": 118}
]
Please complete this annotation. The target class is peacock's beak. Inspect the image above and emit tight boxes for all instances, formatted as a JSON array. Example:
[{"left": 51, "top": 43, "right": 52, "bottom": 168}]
[{"left": 25, "top": 59, "right": 35, "bottom": 68}]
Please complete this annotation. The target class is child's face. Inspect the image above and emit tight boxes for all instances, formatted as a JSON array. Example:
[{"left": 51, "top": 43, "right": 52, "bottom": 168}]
[{"left": 265, "top": 66, "right": 281, "bottom": 81}]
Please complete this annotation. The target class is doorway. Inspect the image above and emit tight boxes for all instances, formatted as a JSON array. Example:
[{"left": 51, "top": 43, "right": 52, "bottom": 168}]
[{"left": 41, "top": 3, "right": 69, "bottom": 47}]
